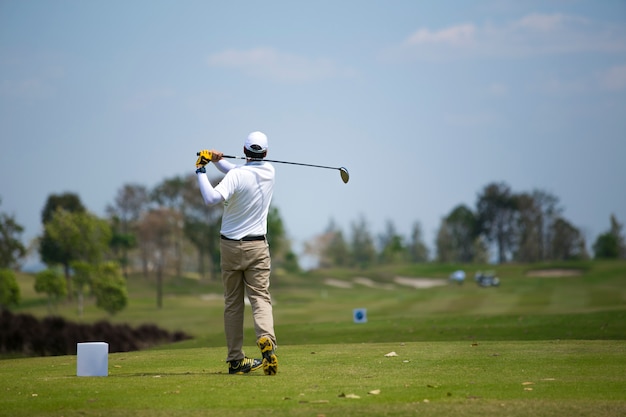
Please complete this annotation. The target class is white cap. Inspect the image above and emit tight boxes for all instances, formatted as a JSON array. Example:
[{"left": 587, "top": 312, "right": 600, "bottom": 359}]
[{"left": 244, "top": 131, "right": 268, "bottom": 153}]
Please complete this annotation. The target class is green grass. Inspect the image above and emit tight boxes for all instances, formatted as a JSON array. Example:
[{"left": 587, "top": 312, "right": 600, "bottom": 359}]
[
  {"left": 1, "top": 341, "right": 625, "bottom": 417},
  {"left": 3, "top": 260, "right": 626, "bottom": 415}
]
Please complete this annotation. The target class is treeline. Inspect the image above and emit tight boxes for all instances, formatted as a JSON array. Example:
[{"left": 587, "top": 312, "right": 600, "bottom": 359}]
[
  {"left": 0, "top": 173, "right": 298, "bottom": 314},
  {"left": 305, "top": 182, "right": 626, "bottom": 268},
  {"left": 1, "top": 178, "right": 625, "bottom": 315}
]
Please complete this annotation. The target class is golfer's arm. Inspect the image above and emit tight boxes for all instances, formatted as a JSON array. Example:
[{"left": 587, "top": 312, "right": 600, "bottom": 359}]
[
  {"left": 197, "top": 173, "right": 224, "bottom": 205},
  {"left": 214, "top": 159, "right": 237, "bottom": 174}
]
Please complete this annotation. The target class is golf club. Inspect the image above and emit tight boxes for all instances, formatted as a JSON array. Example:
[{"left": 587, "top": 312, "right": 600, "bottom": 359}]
[{"left": 197, "top": 152, "right": 350, "bottom": 184}]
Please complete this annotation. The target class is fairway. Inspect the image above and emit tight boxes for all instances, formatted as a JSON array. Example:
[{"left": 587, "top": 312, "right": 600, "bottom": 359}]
[{"left": 2, "top": 260, "right": 626, "bottom": 416}]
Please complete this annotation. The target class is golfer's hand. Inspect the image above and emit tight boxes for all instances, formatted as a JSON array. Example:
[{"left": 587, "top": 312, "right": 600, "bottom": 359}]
[
  {"left": 209, "top": 150, "right": 223, "bottom": 162},
  {"left": 196, "top": 150, "right": 212, "bottom": 168}
]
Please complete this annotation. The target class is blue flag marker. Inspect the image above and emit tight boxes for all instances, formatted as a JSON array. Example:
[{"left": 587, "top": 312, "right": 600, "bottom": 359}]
[{"left": 353, "top": 308, "right": 367, "bottom": 324}]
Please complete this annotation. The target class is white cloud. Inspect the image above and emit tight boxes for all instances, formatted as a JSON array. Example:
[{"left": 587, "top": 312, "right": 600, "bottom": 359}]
[
  {"left": 513, "top": 13, "right": 583, "bottom": 32},
  {"left": 397, "top": 13, "right": 626, "bottom": 60},
  {"left": 207, "top": 47, "right": 354, "bottom": 83},
  {"left": 406, "top": 24, "right": 476, "bottom": 46}
]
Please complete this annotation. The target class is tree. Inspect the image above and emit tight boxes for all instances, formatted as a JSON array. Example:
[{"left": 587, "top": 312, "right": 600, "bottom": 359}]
[
  {"left": 531, "top": 190, "right": 562, "bottom": 260},
  {"left": 34, "top": 269, "right": 67, "bottom": 312},
  {"left": 107, "top": 183, "right": 151, "bottom": 226},
  {"left": 0, "top": 198, "right": 27, "bottom": 269},
  {"left": 437, "top": 205, "right": 477, "bottom": 263},
  {"left": 108, "top": 216, "right": 137, "bottom": 278},
  {"left": 407, "top": 221, "right": 429, "bottom": 262},
  {"left": 92, "top": 262, "right": 128, "bottom": 315},
  {"left": 304, "top": 219, "right": 350, "bottom": 268},
  {"left": 593, "top": 233, "right": 619, "bottom": 259},
  {"left": 435, "top": 217, "right": 455, "bottom": 263},
  {"left": 267, "top": 206, "right": 299, "bottom": 273},
  {"left": 325, "top": 225, "right": 350, "bottom": 268},
  {"left": 38, "top": 193, "right": 86, "bottom": 299},
  {"left": 0, "top": 268, "right": 20, "bottom": 309},
  {"left": 45, "top": 209, "right": 112, "bottom": 264},
  {"left": 43, "top": 208, "right": 112, "bottom": 299},
  {"left": 41, "top": 193, "right": 86, "bottom": 224},
  {"left": 514, "top": 190, "right": 563, "bottom": 262},
  {"left": 551, "top": 217, "right": 587, "bottom": 260},
  {"left": 614, "top": 215, "right": 626, "bottom": 259},
  {"left": 68, "top": 260, "right": 128, "bottom": 316},
  {"left": 181, "top": 174, "right": 222, "bottom": 281},
  {"left": 152, "top": 176, "right": 187, "bottom": 279},
  {"left": 152, "top": 177, "right": 186, "bottom": 210},
  {"left": 476, "top": 182, "right": 517, "bottom": 263},
  {"left": 378, "top": 220, "right": 406, "bottom": 264},
  {"left": 472, "top": 236, "right": 490, "bottom": 264},
  {"left": 106, "top": 183, "right": 150, "bottom": 277},
  {"left": 281, "top": 251, "right": 301, "bottom": 274},
  {"left": 513, "top": 192, "right": 541, "bottom": 262},
  {"left": 70, "top": 261, "right": 93, "bottom": 317},
  {"left": 350, "top": 215, "right": 376, "bottom": 269},
  {"left": 593, "top": 214, "right": 625, "bottom": 259},
  {"left": 136, "top": 208, "right": 178, "bottom": 308}
]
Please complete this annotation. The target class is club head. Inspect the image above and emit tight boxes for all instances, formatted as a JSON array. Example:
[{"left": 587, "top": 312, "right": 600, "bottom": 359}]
[{"left": 339, "top": 167, "right": 350, "bottom": 184}]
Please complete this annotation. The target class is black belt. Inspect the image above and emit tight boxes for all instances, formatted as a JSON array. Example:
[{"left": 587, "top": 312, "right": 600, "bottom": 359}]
[{"left": 221, "top": 234, "right": 266, "bottom": 242}]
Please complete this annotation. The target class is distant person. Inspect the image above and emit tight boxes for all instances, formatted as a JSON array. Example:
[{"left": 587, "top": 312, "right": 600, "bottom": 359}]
[
  {"left": 195, "top": 131, "right": 278, "bottom": 375},
  {"left": 449, "top": 270, "right": 465, "bottom": 285}
]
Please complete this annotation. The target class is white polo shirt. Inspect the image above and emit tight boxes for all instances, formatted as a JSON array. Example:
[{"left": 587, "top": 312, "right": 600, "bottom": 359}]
[{"left": 210, "top": 161, "right": 275, "bottom": 239}]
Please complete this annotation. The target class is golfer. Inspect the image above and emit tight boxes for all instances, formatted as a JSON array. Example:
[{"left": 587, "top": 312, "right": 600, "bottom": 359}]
[{"left": 195, "top": 131, "right": 278, "bottom": 375}]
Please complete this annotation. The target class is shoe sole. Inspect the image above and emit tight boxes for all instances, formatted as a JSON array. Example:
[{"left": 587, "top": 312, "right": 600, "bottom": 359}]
[
  {"left": 257, "top": 336, "right": 278, "bottom": 376},
  {"left": 229, "top": 368, "right": 260, "bottom": 375}
]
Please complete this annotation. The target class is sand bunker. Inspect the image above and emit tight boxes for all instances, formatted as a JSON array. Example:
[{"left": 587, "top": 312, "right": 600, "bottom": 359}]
[
  {"left": 353, "top": 277, "right": 394, "bottom": 290},
  {"left": 393, "top": 276, "right": 448, "bottom": 289},
  {"left": 324, "top": 278, "right": 354, "bottom": 289},
  {"left": 324, "top": 276, "right": 447, "bottom": 289},
  {"left": 525, "top": 269, "right": 582, "bottom": 277}
]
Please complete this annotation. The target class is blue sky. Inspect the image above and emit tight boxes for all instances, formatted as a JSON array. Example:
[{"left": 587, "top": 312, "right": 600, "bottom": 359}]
[{"left": 1, "top": 0, "right": 625, "bottom": 268}]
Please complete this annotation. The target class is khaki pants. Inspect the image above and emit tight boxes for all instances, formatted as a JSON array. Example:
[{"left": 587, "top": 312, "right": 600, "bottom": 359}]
[{"left": 220, "top": 238, "right": 276, "bottom": 362}]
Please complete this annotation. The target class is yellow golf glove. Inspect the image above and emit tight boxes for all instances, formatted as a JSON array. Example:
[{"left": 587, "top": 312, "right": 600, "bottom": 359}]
[{"left": 195, "top": 150, "right": 212, "bottom": 168}]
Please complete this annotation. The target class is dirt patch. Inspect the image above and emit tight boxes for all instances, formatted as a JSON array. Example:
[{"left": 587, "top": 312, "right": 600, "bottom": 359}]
[
  {"left": 525, "top": 269, "right": 583, "bottom": 277},
  {"left": 393, "top": 276, "right": 447, "bottom": 289}
]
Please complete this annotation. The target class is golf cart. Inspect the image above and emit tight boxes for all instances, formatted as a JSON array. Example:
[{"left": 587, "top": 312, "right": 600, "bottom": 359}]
[{"left": 474, "top": 270, "right": 500, "bottom": 287}]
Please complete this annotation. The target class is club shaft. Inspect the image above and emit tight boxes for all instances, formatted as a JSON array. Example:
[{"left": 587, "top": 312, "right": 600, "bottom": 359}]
[{"left": 222, "top": 155, "right": 341, "bottom": 171}]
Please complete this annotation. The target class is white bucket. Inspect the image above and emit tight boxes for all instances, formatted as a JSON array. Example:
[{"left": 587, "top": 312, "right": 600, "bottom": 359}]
[{"left": 77, "top": 342, "right": 109, "bottom": 377}]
